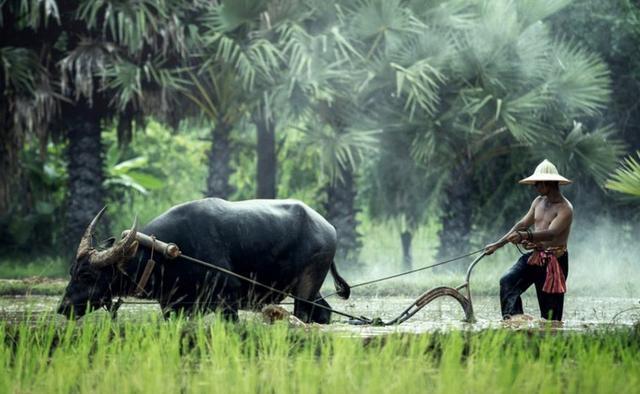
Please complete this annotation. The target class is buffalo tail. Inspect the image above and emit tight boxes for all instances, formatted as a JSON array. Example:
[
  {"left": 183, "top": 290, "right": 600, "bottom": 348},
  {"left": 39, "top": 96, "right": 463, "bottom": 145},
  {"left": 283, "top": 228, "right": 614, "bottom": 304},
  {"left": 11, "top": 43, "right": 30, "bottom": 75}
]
[{"left": 330, "top": 261, "right": 351, "bottom": 299}]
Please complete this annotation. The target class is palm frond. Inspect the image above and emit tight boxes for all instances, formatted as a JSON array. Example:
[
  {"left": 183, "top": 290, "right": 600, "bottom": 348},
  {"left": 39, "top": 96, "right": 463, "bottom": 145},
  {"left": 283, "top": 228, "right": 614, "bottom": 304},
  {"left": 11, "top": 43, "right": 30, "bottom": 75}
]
[
  {"left": 264, "top": 0, "right": 311, "bottom": 28},
  {"left": 182, "top": 70, "right": 220, "bottom": 120},
  {"left": 606, "top": 152, "right": 640, "bottom": 197},
  {"left": 11, "top": 77, "right": 59, "bottom": 144},
  {"left": 347, "top": 0, "right": 420, "bottom": 59},
  {"left": 59, "top": 38, "right": 118, "bottom": 102},
  {"left": 547, "top": 40, "right": 611, "bottom": 117},
  {"left": 500, "top": 86, "right": 552, "bottom": 142},
  {"left": 409, "top": 131, "right": 436, "bottom": 165},
  {"left": 392, "top": 59, "right": 446, "bottom": 119},
  {"left": 478, "top": 0, "right": 520, "bottom": 44},
  {"left": 349, "top": 0, "right": 409, "bottom": 39},
  {"left": 102, "top": 54, "right": 189, "bottom": 115},
  {"left": 298, "top": 120, "right": 380, "bottom": 183},
  {"left": 141, "top": 57, "right": 190, "bottom": 114},
  {"left": 103, "top": 61, "right": 142, "bottom": 112},
  {"left": 0, "top": 38, "right": 59, "bottom": 150},
  {"left": 246, "top": 38, "right": 283, "bottom": 85},
  {"left": 516, "top": 21, "right": 553, "bottom": 84},
  {"left": 205, "top": 0, "right": 267, "bottom": 33},
  {"left": 449, "top": 2, "right": 520, "bottom": 90},
  {"left": 0, "top": 46, "right": 40, "bottom": 93},
  {"left": 414, "top": 0, "right": 477, "bottom": 30},
  {"left": 76, "top": 0, "right": 180, "bottom": 54},
  {"left": 535, "top": 122, "right": 626, "bottom": 185},
  {"left": 181, "top": 66, "right": 247, "bottom": 124},
  {"left": 515, "top": 0, "right": 572, "bottom": 29},
  {"left": 388, "top": 26, "right": 453, "bottom": 70},
  {"left": 278, "top": 23, "right": 314, "bottom": 78},
  {"left": 329, "top": 26, "right": 365, "bottom": 63},
  {"left": 0, "top": 0, "right": 60, "bottom": 28},
  {"left": 204, "top": 32, "right": 281, "bottom": 91}
]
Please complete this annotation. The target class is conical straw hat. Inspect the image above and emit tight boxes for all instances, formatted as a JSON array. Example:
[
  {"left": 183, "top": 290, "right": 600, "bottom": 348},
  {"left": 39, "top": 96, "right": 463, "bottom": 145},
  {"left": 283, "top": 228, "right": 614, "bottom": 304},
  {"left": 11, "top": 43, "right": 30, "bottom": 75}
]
[{"left": 519, "top": 159, "right": 572, "bottom": 185}]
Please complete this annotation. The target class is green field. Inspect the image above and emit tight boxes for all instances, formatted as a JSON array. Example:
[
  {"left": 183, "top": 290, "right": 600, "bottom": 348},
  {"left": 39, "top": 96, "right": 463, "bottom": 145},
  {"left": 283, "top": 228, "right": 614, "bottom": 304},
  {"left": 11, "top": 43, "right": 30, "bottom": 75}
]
[{"left": 1, "top": 314, "right": 639, "bottom": 394}]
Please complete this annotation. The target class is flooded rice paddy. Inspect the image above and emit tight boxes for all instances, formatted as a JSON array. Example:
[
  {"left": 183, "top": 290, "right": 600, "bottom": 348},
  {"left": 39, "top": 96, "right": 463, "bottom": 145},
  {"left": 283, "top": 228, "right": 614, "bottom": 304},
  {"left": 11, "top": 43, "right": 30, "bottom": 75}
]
[{"left": 1, "top": 294, "right": 637, "bottom": 334}]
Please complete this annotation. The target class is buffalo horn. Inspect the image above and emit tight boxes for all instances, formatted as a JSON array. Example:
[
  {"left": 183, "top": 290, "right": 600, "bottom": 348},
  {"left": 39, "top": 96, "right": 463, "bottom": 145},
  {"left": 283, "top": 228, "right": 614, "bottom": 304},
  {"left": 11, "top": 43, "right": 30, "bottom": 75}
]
[
  {"left": 76, "top": 206, "right": 108, "bottom": 259},
  {"left": 88, "top": 217, "right": 139, "bottom": 268}
]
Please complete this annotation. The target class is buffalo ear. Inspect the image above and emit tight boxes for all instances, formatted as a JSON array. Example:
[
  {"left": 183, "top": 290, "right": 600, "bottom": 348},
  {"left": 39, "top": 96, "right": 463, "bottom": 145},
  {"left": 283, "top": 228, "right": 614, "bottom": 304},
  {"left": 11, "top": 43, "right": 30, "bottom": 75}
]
[{"left": 98, "top": 237, "right": 116, "bottom": 249}]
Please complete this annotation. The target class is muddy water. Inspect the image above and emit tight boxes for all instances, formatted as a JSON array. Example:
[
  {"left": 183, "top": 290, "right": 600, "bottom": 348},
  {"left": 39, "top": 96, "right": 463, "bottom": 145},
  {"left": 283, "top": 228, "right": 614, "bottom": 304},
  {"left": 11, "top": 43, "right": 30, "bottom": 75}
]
[
  {"left": 0, "top": 294, "right": 638, "bottom": 333},
  {"left": 323, "top": 295, "right": 640, "bottom": 335}
]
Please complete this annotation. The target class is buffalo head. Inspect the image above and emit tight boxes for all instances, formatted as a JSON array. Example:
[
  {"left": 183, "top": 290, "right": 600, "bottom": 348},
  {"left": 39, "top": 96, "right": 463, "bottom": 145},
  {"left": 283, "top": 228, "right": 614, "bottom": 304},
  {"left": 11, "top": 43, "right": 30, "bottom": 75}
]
[{"left": 57, "top": 207, "right": 138, "bottom": 318}]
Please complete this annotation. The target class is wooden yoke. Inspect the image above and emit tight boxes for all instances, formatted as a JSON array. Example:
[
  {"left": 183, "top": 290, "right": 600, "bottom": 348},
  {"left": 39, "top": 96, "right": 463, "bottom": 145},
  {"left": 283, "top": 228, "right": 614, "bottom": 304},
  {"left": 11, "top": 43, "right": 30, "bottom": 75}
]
[{"left": 121, "top": 230, "right": 181, "bottom": 259}]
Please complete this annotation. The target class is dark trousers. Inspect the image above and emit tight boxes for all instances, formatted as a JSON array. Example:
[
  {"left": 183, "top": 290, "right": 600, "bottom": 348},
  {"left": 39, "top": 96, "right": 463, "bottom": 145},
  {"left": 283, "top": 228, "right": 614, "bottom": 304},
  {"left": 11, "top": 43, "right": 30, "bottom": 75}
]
[{"left": 499, "top": 252, "right": 569, "bottom": 321}]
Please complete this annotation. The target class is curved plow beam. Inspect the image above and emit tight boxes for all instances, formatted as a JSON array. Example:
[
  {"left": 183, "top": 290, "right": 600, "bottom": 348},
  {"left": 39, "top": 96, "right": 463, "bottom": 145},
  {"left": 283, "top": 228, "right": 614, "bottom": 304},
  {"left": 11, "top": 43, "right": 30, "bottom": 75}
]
[{"left": 391, "top": 286, "right": 475, "bottom": 325}]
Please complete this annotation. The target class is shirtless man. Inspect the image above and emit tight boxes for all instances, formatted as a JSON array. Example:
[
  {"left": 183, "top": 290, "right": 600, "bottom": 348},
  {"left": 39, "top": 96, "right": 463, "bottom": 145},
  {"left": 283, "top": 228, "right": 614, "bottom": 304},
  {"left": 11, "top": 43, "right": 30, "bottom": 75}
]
[{"left": 484, "top": 159, "right": 573, "bottom": 321}]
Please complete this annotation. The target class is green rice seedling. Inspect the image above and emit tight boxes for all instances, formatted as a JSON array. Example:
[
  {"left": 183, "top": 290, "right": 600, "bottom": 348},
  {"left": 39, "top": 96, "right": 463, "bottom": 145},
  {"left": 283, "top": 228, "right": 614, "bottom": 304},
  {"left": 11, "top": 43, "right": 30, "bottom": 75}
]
[{"left": 1, "top": 313, "right": 639, "bottom": 394}]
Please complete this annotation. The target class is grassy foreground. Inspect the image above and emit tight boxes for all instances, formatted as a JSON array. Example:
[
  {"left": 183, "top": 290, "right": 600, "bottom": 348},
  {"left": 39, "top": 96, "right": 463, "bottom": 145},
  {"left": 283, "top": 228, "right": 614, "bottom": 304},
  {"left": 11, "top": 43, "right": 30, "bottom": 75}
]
[{"left": 1, "top": 315, "right": 639, "bottom": 394}]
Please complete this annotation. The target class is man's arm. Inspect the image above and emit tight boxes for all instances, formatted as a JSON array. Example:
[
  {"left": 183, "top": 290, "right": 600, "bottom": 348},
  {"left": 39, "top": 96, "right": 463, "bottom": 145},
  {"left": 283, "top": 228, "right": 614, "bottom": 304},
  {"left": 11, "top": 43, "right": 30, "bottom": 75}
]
[{"left": 484, "top": 198, "right": 538, "bottom": 255}]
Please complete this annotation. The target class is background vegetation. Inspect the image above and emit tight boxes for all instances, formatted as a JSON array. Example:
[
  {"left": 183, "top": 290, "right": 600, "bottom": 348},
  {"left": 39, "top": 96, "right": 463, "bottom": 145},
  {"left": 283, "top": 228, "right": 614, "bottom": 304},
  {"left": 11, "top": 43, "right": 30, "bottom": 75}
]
[{"left": 1, "top": 0, "right": 639, "bottom": 286}]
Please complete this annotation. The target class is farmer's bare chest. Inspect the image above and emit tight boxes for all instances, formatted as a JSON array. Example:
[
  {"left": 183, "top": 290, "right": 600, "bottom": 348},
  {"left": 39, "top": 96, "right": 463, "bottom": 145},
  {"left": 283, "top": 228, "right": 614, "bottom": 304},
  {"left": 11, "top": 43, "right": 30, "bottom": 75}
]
[{"left": 533, "top": 199, "right": 563, "bottom": 230}]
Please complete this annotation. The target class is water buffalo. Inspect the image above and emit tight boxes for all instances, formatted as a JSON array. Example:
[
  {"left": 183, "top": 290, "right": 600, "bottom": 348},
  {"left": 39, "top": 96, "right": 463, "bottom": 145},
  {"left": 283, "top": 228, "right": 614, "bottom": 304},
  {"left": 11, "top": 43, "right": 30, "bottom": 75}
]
[{"left": 58, "top": 198, "right": 351, "bottom": 323}]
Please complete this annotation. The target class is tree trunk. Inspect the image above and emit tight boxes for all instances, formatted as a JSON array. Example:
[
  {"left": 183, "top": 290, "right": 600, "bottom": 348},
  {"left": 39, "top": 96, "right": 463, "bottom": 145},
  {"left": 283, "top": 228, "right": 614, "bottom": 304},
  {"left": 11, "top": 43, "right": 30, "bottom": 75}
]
[
  {"left": 437, "top": 159, "right": 474, "bottom": 271},
  {"left": 0, "top": 109, "right": 23, "bottom": 216},
  {"left": 64, "top": 100, "right": 106, "bottom": 253},
  {"left": 206, "top": 119, "right": 234, "bottom": 199},
  {"left": 401, "top": 230, "right": 412, "bottom": 270},
  {"left": 255, "top": 111, "right": 277, "bottom": 199},
  {"left": 325, "top": 166, "right": 362, "bottom": 270}
]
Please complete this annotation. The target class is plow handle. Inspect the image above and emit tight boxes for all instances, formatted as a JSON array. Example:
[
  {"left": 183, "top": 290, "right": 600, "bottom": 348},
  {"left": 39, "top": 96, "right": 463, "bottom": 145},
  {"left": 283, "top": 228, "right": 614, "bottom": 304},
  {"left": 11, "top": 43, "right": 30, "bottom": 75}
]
[{"left": 464, "top": 253, "right": 487, "bottom": 284}]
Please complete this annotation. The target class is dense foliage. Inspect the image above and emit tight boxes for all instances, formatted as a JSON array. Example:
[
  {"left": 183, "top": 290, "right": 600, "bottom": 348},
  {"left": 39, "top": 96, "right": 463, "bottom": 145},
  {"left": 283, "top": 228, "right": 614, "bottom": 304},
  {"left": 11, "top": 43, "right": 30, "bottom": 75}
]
[{"left": 1, "top": 0, "right": 639, "bottom": 270}]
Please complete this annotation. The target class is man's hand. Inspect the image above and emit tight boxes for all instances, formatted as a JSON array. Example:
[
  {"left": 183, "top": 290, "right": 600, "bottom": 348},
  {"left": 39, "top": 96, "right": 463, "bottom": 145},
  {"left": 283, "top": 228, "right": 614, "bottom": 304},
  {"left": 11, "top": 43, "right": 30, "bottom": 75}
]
[
  {"left": 506, "top": 231, "right": 523, "bottom": 244},
  {"left": 484, "top": 242, "right": 502, "bottom": 255}
]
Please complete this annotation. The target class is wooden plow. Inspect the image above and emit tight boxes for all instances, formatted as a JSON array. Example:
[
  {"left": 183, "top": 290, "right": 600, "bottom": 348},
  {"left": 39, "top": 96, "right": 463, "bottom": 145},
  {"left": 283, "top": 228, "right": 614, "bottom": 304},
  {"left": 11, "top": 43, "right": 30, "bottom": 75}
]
[{"left": 351, "top": 253, "right": 487, "bottom": 326}]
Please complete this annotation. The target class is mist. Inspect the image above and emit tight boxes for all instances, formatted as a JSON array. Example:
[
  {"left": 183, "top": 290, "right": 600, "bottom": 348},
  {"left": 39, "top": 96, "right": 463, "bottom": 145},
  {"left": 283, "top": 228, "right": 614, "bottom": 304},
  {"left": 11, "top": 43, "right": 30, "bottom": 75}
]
[{"left": 348, "top": 212, "right": 639, "bottom": 299}]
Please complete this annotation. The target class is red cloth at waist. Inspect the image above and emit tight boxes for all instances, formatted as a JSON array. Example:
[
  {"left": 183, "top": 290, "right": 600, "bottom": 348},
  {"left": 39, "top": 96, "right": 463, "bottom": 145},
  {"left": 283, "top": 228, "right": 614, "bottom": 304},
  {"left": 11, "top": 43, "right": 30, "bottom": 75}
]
[{"left": 527, "top": 250, "right": 567, "bottom": 294}]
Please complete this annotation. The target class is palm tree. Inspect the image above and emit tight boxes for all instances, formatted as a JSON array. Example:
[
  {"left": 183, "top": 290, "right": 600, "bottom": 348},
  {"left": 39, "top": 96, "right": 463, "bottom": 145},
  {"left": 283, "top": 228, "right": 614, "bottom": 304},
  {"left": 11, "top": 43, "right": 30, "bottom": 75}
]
[
  {"left": 297, "top": 98, "right": 379, "bottom": 265},
  {"left": 424, "top": 1, "right": 624, "bottom": 263},
  {"left": 277, "top": 2, "right": 383, "bottom": 266},
  {"left": 365, "top": 126, "right": 443, "bottom": 270},
  {"left": 1, "top": 0, "right": 192, "bottom": 250},
  {"left": 354, "top": 0, "right": 623, "bottom": 267},
  {"left": 0, "top": 2, "right": 59, "bottom": 216},
  {"left": 334, "top": 0, "right": 451, "bottom": 266},
  {"left": 181, "top": 66, "right": 245, "bottom": 199},
  {"left": 57, "top": 0, "right": 191, "bottom": 248},
  {"left": 331, "top": 0, "right": 625, "bottom": 270},
  {"left": 197, "top": 0, "right": 296, "bottom": 200}
]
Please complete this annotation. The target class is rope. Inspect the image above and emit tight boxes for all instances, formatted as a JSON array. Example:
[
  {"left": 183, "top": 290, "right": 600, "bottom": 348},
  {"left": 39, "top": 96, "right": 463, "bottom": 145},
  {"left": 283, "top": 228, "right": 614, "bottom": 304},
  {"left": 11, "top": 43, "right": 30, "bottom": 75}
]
[
  {"left": 319, "top": 248, "right": 485, "bottom": 299},
  {"left": 114, "top": 242, "right": 485, "bottom": 325},
  {"left": 177, "top": 254, "right": 371, "bottom": 323},
  {"left": 117, "top": 248, "right": 484, "bottom": 307}
]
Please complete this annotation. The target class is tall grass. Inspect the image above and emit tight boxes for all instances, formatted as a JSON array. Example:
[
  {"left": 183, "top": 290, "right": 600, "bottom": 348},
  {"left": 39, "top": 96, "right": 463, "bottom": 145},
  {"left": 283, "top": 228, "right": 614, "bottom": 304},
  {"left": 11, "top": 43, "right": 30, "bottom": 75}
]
[{"left": 1, "top": 314, "right": 639, "bottom": 393}]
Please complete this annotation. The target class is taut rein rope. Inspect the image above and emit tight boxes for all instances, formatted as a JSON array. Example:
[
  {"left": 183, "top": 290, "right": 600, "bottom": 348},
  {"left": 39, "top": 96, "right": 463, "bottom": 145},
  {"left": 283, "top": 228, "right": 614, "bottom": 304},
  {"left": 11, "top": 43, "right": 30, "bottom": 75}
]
[{"left": 109, "top": 232, "right": 486, "bottom": 325}]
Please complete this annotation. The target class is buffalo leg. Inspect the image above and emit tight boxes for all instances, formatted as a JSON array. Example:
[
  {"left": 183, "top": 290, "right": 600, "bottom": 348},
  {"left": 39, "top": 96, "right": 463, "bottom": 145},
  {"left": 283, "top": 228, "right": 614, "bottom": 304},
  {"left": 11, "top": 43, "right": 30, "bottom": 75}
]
[
  {"left": 294, "top": 293, "right": 332, "bottom": 324},
  {"left": 293, "top": 260, "right": 332, "bottom": 323}
]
